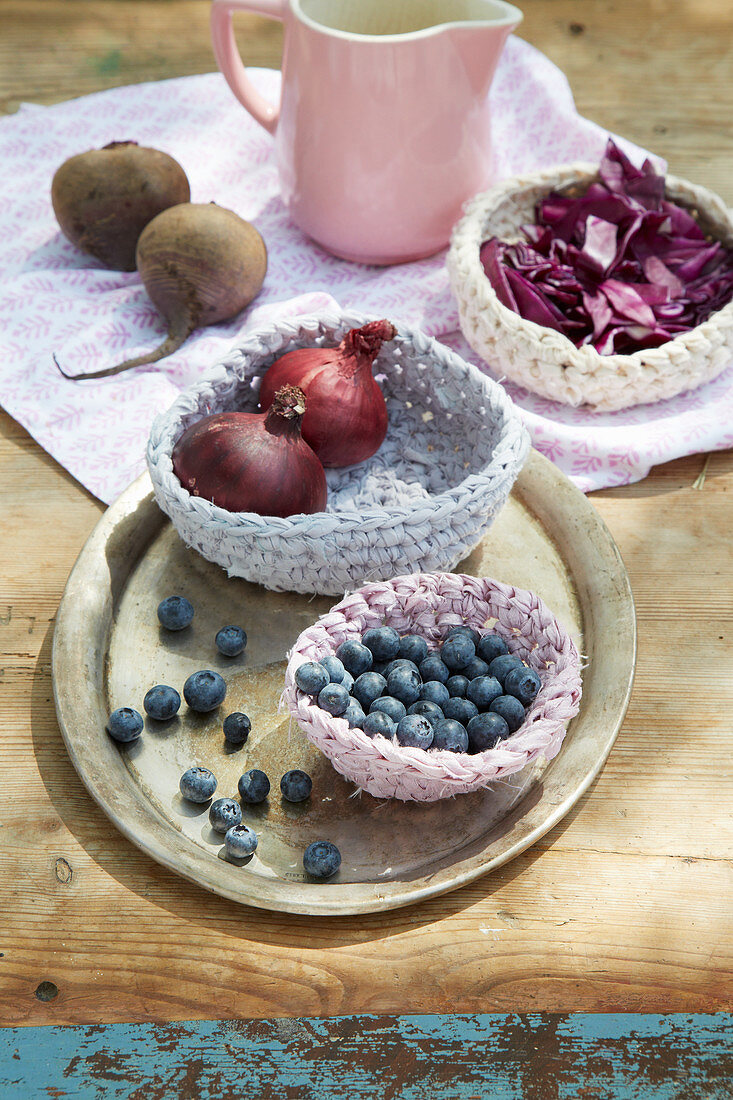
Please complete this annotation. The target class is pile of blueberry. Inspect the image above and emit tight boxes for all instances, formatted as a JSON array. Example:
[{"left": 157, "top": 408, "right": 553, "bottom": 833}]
[
  {"left": 105, "top": 595, "right": 341, "bottom": 881},
  {"left": 295, "top": 624, "right": 542, "bottom": 755}
]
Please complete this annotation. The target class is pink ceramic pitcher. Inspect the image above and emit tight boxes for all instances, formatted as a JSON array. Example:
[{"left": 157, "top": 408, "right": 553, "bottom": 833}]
[{"left": 211, "top": 0, "right": 522, "bottom": 264}]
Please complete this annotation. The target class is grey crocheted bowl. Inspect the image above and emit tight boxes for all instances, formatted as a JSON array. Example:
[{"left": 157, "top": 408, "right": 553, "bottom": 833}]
[
  {"left": 447, "top": 164, "right": 733, "bottom": 412},
  {"left": 147, "top": 311, "right": 530, "bottom": 596}
]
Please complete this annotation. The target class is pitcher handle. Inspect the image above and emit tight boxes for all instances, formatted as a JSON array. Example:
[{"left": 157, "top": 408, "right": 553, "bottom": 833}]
[{"left": 210, "top": 0, "right": 286, "bottom": 135}]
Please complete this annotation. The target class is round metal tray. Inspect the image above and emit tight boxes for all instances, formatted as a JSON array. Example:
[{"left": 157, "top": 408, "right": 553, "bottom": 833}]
[{"left": 52, "top": 450, "right": 635, "bottom": 915}]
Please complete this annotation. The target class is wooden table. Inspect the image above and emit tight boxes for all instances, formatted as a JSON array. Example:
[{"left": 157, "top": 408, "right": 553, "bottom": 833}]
[{"left": 1, "top": 0, "right": 732, "bottom": 1092}]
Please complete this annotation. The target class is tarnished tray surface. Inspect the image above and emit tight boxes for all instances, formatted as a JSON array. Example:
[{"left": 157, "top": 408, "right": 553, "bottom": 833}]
[{"left": 52, "top": 449, "right": 635, "bottom": 915}]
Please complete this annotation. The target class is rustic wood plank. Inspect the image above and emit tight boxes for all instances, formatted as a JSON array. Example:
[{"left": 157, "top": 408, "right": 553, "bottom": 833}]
[{"left": 2, "top": 1014, "right": 732, "bottom": 1099}]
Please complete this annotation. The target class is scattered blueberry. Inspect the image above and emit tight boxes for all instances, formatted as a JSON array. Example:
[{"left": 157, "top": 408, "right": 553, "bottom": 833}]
[
  {"left": 386, "top": 666, "right": 422, "bottom": 707},
  {"left": 488, "top": 653, "right": 525, "bottom": 686},
  {"left": 351, "top": 671, "right": 387, "bottom": 710},
  {"left": 477, "top": 632, "right": 509, "bottom": 663},
  {"left": 209, "top": 797, "right": 242, "bottom": 833},
  {"left": 420, "top": 680, "right": 450, "bottom": 707},
  {"left": 303, "top": 840, "right": 341, "bottom": 880},
  {"left": 335, "top": 640, "right": 373, "bottom": 677},
  {"left": 383, "top": 658, "right": 420, "bottom": 680},
  {"left": 440, "top": 633, "right": 476, "bottom": 670},
  {"left": 370, "top": 695, "right": 407, "bottom": 723},
  {"left": 466, "top": 675, "right": 503, "bottom": 710},
  {"left": 238, "top": 769, "right": 270, "bottom": 803},
  {"left": 363, "top": 711, "right": 397, "bottom": 739},
  {"left": 442, "top": 696, "right": 479, "bottom": 726},
  {"left": 223, "top": 711, "right": 251, "bottom": 745},
  {"left": 396, "top": 713, "right": 434, "bottom": 749},
  {"left": 179, "top": 766, "right": 217, "bottom": 802},
  {"left": 106, "top": 707, "right": 144, "bottom": 743},
  {"left": 340, "top": 668, "right": 355, "bottom": 694},
  {"left": 157, "top": 595, "right": 194, "bottom": 631},
  {"left": 143, "top": 684, "right": 181, "bottom": 721},
  {"left": 294, "top": 661, "right": 330, "bottom": 696},
  {"left": 183, "top": 670, "right": 226, "bottom": 712},
  {"left": 446, "top": 675, "right": 469, "bottom": 698},
  {"left": 408, "top": 699, "right": 444, "bottom": 727},
  {"left": 362, "top": 625, "right": 400, "bottom": 662},
  {"left": 448, "top": 625, "right": 481, "bottom": 646},
  {"left": 398, "top": 634, "right": 429, "bottom": 665},
  {"left": 432, "top": 719, "right": 469, "bottom": 753},
  {"left": 215, "top": 625, "right": 247, "bottom": 656},
  {"left": 224, "top": 823, "right": 258, "bottom": 858},
  {"left": 461, "top": 656, "right": 490, "bottom": 680},
  {"left": 467, "top": 711, "right": 510, "bottom": 752},
  {"left": 418, "top": 655, "right": 450, "bottom": 684},
  {"left": 344, "top": 700, "right": 367, "bottom": 728},
  {"left": 317, "top": 682, "right": 351, "bottom": 716},
  {"left": 504, "top": 666, "right": 542, "bottom": 705},
  {"left": 489, "top": 694, "right": 526, "bottom": 733},
  {"left": 280, "top": 769, "right": 313, "bottom": 802},
  {"left": 320, "top": 655, "right": 347, "bottom": 683}
]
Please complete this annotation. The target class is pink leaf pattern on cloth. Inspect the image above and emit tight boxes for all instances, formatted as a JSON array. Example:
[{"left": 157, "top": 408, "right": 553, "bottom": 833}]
[{"left": 0, "top": 38, "right": 730, "bottom": 503}]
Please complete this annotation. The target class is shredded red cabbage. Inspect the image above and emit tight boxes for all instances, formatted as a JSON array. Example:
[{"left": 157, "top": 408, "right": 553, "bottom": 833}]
[{"left": 481, "top": 140, "right": 733, "bottom": 354}]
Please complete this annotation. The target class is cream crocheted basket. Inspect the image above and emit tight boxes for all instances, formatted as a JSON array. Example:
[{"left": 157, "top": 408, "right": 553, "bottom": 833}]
[
  {"left": 447, "top": 164, "right": 733, "bottom": 412},
  {"left": 282, "top": 572, "right": 583, "bottom": 802},
  {"left": 147, "top": 311, "right": 530, "bottom": 596}
]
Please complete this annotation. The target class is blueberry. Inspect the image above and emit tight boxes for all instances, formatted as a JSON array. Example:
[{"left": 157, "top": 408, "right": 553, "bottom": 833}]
[
  {"left": 432, "top": 718, "right": 469, "bottom": 753},
  {"left": 294, "top": 661, "right": 330, "bottom": 696},
  {"left": 238, "top": 769, "right": 270, "bottom": 804},
  {"left": 183, "top": 670, "right": 226, "bottom": 712},
  {"left": 303, "top": 840, "right": 341, "bottom": 880},
  {"left": 440, "top": 634, "right": 476, "bottom": 670},
  {"left": 107, "top": 707, "right": 143, "bottom": 743},
  {"left": 408, "top": 699, "right": 444, "bottom": 727},
  {"left": 446, "top": 675, "right": 469, "bottom": 698},
  {"left": 370, "top": 695, "right": 407, "bottom": 723},
  {"left": 420, "top": 680, "right": 450, "bottom": 707},
  {"left": 462, "top": 656, "right": 490, "bottom": 680},
  {"left": 223, "top": 711, "right": 251, "bottom": 745},
  {"left": 386, "top": 666, "right": 422, "bottom": 707},
  {"left": 504, "top": 666, "right": 542, "bottom": 705},
  {"left": 317, "top": 682, "right": 351, "bottom": 716},
  {"left": 362, "top": 711, "right": 397, "bottom": 739},
  {"left": 477, "top": 632, "right": 509, "bottom": 664},
  {"left": 352, "top": 671, "right": 387, "bottom": 710},
  {"left": 383, "top": 658, "right": 420, "bottom": 680},
  {"left": 157, "top": 595, "right": 194, "bottom": 631},
  {"left": 143, "top": 685, "right": 181, "bottom": 721},
  {"left": 467, "top": 711, "right": 510, "bottom": 752},
  {"left": 398, "top": 634, "right": 429, "bottom": 665},
  {"left": 418, "top": 655, "right": 450, "bottom": 684},
  {"left": 396, "top": 713, "right": 433, "bottom": 749},
  {"left": 179, "top": 766, "right": 217, "bottom": 802},
  {"left": 344, "top": 701, "right": 367, "bottom": 728},
  {"left": 340, "top": 669, "right": 355, "bottom": 694},
  {"left": 224, "top": 823, "right": 258, "bottom": 858},
  {"left": 209, "top": 797, "right": 242, "bottom": 833},
  {"left": 215, "top": 625, "right": 247, "bottom": 656},
  {"left": 488, "top": 653, "right": 525, "bottom": 686},
  {"left": 371, "top": 661, "right": 389, "bottom": 677},
  {"left": 335, "top": 640, "right": 373, "bottom": 677},
  {"left": 446, "top": 625, "right": 481, "bottom": 647},
  {"left": 489, "top": 695, "right": 526, "bottom": 733},
  {"left": 466, "top": 675, "right": 503, "bottom": 710},
  {"left": 442, "top": 696, "right": 479, "bottom": 725},
  {"left": 362, "top": 625, "right": 400, "bottom": 662},
  {"left": 320, "top": 655, "right": 347, "bottom": 683},
  {"left": 280, "top": 769, "right": 312, "bottom": 802}
]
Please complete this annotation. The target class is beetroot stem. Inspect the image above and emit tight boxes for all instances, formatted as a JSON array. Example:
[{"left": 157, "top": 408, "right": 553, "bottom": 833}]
[{"left": 53, "top": 314, "right": 194, "bottom": 380}]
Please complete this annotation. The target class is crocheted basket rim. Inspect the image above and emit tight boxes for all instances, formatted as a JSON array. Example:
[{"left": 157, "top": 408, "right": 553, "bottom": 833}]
[
  {"left": 282, "top": 572, "right": 583, "bottom": 802},
  {"left": 147, "top": 310, "right": 528, "bottom": 535},
  {"left": 447, "top": 162, "right": 733, "bottom": 412}
]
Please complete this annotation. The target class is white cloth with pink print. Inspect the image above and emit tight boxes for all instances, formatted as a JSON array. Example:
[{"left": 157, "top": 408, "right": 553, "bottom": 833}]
[{"left": 1, "top": 37, "right": 731, "bottom": 504}]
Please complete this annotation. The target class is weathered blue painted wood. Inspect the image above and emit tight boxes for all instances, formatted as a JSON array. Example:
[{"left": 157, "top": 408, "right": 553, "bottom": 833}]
[{"left": 2, "top": 1013, "right": 731, "bottom": 1099}]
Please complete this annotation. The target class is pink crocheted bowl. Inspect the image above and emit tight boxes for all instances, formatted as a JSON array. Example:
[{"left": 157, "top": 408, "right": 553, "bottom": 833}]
[{"left": 282, "top": 573, "right": 583, "bottom": 802}]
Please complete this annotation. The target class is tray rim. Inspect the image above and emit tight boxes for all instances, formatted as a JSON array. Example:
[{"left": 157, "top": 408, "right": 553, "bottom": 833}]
[{"left": 52, "top": 448, "right": 636, "bottom": 916}]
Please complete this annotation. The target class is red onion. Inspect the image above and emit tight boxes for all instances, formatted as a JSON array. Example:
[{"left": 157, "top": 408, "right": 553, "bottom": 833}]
[
  {"left": 258, "top": 320, "right": 396, "bottom": 467},
  {"left": 172, "top": 385, "right": 327, "bottom": 517}
]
